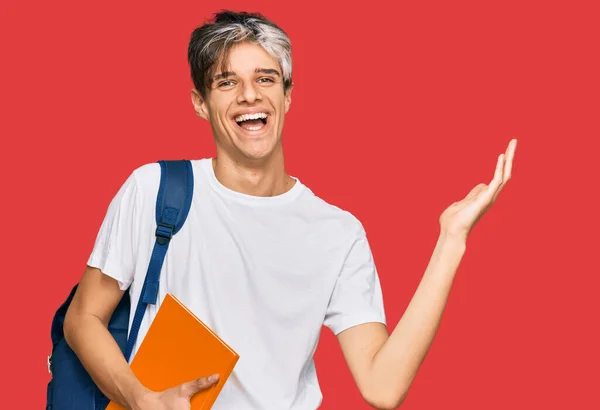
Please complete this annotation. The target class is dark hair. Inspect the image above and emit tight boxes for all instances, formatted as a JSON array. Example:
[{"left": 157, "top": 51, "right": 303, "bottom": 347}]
[{"left": 188, "top": 10, "right": 293, "bottom": 98}]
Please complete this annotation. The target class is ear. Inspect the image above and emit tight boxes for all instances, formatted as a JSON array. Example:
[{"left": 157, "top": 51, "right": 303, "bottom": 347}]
[
  {"left": 191, "top": 88, "right": 210, "bottom": 121},
  {"left": 284, "top": 83, "right": 294, "bottom": 114}
]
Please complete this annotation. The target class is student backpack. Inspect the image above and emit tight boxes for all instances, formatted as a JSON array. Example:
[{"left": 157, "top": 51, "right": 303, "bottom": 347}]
[{"left": 46, "top": 160, "right": 194, "bottom": 410}]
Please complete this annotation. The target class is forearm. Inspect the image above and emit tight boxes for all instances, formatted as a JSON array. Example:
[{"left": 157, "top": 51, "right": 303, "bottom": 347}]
[
  {"left": 64, "top": 313, "right": 149, "bottom": 408},
  {"left": 370, "top": 231, "right": 466, "bottom": 404}
]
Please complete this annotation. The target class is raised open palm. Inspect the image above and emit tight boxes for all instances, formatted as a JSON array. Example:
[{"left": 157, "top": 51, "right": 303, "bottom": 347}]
[{"left": 439, "top": 139, "right": 517, "bottom": 241}]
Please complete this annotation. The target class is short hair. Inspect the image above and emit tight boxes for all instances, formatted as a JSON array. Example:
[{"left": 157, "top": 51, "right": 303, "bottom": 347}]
[{"left": 188, "top": 10, "right": 293, "bottom": 99}]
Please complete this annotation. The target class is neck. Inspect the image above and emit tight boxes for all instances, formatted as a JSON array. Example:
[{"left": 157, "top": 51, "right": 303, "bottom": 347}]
[{"left": 212, "top": 148, "right": 295, "bottom": 197}]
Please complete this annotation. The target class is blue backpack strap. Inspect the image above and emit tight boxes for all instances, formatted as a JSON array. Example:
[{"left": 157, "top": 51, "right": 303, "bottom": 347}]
[{"left": 124, "top": 160, "right": 194, "bottom": 362}]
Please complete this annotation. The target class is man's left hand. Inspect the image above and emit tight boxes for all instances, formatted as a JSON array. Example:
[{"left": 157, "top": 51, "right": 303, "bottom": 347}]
[{"left": 439, "top": 138, "right": 517, "bottom": 242}]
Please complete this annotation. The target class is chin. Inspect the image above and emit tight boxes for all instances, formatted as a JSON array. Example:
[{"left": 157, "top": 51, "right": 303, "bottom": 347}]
[
  {"left": 238, "top": 138, "right": 280, "bottom": 161},
  {"left": 227, "top": 112, "right": 284, "bottom": 160},
  {"left": 241, "top": 147, "right": 276, "bottom": 161}
]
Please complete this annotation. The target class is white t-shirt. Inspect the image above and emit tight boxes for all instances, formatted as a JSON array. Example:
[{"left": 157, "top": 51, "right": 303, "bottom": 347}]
[{"left": 87, "top": 158, "right": 386, "bottom": 410}]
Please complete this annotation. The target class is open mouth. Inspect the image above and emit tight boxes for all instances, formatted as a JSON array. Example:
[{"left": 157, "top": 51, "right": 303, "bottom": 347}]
[{"left": 234, "top": 112, "right": 268, "bottom": 132}]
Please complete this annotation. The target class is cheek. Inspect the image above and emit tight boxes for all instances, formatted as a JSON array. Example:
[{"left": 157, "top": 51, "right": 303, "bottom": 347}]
[
  {"left": 205, "top": 95, "right": 228, "bottom": 122},
  {"left": 210, "top": 106, "right": 229, "bottom": 128}
]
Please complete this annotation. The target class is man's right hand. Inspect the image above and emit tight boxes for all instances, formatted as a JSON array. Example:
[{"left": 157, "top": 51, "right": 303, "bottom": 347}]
[
  {"left": 65, "top": 267, "right": 221, "bottom": 409},
  {"left": 132, "top": 374, "right": 220, "bottom": 410}
]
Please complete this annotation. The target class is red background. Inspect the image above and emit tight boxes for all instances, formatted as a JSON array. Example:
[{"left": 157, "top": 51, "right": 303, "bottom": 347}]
[{"left": 1, "top": 0, "right": 599, "bottom": 408}]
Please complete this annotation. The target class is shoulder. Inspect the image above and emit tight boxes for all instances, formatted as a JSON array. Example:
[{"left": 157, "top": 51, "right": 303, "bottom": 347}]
[
  {"left": 300, "top": 188, "right": 366, "bottom": 239},
  {"left": 130, "top": 159, "right": 211, "bottom": 187},
  {"left": 103, "top": 162, "right": 161, "bottom": 211},
  {"left": 130, "top": 162, "right": 161, "bottom": 190},
  {"left": 125, "top": 159, "right": 211, "bottom": 203},
  {"left": 128, "top": 159, "right": 204, "bottom": 193}
]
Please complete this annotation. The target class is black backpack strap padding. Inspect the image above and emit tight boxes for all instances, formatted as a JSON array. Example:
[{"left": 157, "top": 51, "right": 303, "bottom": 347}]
[{"left": 124, "top": 160, "right": 194, "bottom": 362}]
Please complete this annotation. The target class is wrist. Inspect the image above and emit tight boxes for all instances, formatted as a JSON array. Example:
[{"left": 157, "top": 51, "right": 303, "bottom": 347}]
[
  {"left": 437, "top": 231, "right": 468, "bottom": 258},
  {"left": 124, "top": 383, "right": 152, "bottom": 410},
  {"left": 439, "top": 229, "right": 468, "bottom": 248}
]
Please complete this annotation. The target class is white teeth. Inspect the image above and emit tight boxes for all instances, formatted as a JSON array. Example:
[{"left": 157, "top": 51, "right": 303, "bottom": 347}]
[
  {"left": 234, "top": 112, "right": 268, "bottom": 122},
  {"left": 247, "top": 126, "right": 262, "bottom": 131}
]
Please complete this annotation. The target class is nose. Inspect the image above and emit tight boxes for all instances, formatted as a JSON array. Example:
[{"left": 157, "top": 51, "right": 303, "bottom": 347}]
[{"left": 236, "top": 80, "right": 262, "bottom": 104}]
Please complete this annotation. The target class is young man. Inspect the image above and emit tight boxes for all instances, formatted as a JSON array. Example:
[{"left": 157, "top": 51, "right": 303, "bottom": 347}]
[{"left": 63, "top": 10, "right": 517, "bottom": 410}]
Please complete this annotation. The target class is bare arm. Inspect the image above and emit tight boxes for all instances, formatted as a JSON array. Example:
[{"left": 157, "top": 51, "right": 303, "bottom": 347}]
[
  {"left": 337, "top": 234, "right": 465, "bottom": 409},
  {"left": 63, "top": 266, "right": 219, "bottom": 410},
  {"left": 63, "top": 266, "right": 149, "bottom": 408},
  {"left": 338, "top": 139, "right": 517, "bottom": 409}
]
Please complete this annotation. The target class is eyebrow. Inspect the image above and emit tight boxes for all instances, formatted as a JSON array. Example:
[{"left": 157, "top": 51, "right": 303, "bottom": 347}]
[
  {"left": 255, "top": 68, "right": 281, "bottom": 77},
  {"left": 213, "top": 71, "right": 236, "bottom": 81},
  {"left": 212, "top": 68, "right": 281, "bottom": 82}
]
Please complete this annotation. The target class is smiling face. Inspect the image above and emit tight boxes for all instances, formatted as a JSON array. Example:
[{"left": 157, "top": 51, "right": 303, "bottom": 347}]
[{"left": 191, "top": 42, "right": 293, "bottom": 163}]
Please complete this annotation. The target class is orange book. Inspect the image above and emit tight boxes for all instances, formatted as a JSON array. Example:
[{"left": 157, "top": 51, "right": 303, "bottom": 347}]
[{"left": 107, "top": 293, "right": 240, "bottom": 410}]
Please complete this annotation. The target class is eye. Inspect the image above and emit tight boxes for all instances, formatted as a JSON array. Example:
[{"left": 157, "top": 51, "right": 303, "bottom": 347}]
[
  {"left": 217, "top": 80, "right": 234, "bottom": 88},
  {"left": 258, "top": 77, "right": 275, "bottom": 84}
]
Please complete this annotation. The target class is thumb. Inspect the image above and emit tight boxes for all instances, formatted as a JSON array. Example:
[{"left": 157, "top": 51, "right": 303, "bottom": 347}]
[
  {"left": 180, "top": 374, "right": 219, "bottom": 399},
  {"left": 465, "top": 183, "right": 487, "bottom": 200}
]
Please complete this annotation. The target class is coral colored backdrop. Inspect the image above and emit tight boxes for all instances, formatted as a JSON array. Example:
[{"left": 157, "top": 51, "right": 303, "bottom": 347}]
[{"left": 1, "top": 0, "right": 598, "bottom": 408}]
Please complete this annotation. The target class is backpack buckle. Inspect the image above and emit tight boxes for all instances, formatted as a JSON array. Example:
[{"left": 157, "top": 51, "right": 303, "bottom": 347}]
[{"left": 155, "top": 222, "right": 174, "bottom": 245}]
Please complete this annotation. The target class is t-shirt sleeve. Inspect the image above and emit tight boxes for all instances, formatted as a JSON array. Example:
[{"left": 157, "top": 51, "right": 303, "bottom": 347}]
[
  {"left": 87, "top": 171, "right": 141, "bottom": 290},
  {"left": 323, "top": 224, "right": 387, "bottom": 335}
]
